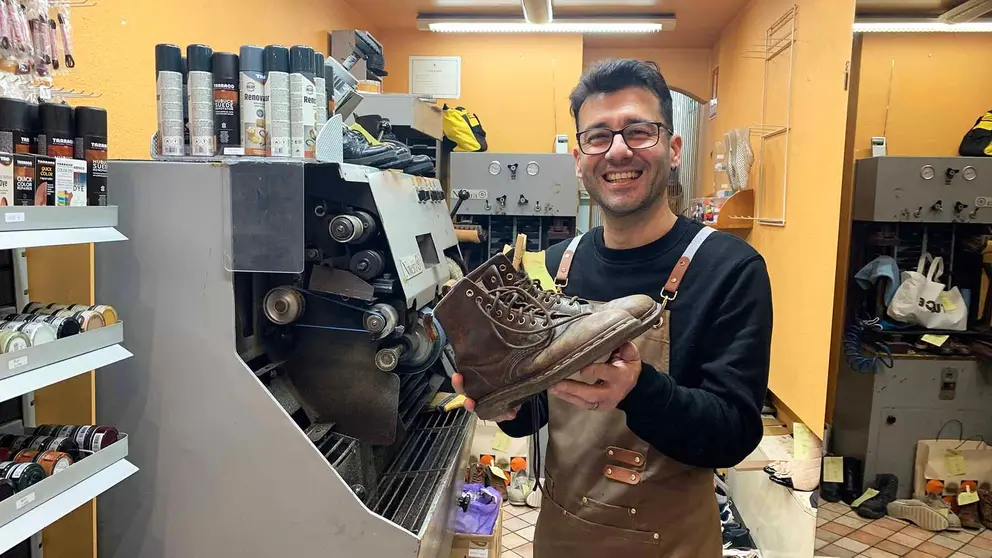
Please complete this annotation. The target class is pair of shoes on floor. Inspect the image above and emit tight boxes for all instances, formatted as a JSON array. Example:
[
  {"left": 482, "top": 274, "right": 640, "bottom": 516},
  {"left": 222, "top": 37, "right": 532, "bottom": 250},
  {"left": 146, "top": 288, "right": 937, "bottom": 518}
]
[
  {"left": 506, "top": 469, "right": 541, "bottom": 509},
  {"left": 348, "top": 114, "right": 435, "bottom": 175},
  {"left": 433, "top": 251, "right": 663, "bottom": 420},
  {"left": 927, "top": 479, "right": 989, "bottom": 530},
  {"left": 820, "top": 456, "right": 864, "bottom": 504},
  {"left": 764, "top": 459, "right": 819, "bottom": 492}
]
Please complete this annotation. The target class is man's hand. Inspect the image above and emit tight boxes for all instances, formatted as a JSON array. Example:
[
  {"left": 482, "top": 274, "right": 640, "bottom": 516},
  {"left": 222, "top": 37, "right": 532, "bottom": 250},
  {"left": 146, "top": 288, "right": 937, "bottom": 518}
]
[
  {"left": 548, "top": 342, "right": 642, "bottom": 411},
  {"left": 451, "top": 372, "right": 520, "bottom": 421}
]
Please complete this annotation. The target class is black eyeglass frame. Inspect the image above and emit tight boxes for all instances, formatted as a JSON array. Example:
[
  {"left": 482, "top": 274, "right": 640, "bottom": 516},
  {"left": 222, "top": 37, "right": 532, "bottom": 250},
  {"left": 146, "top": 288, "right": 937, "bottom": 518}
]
[{"left": 575, "top": 121, "right": 674, "bottom": 155}]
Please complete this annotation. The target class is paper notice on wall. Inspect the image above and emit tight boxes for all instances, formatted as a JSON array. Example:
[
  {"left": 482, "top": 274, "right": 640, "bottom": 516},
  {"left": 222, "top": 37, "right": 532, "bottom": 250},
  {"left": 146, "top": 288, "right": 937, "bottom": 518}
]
[{"left": 409, "top": 56, "right": 461, "bottom": 99}]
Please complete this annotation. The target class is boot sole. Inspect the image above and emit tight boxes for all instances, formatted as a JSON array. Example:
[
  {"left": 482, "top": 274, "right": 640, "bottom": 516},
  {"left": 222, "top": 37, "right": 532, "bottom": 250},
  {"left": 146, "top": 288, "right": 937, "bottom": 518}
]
[
  {"left": 887, "top": 501, "right": 949, "bottom": 531},
  {"left": 473, "top": 317, "right": 642, "bottom": 420}
]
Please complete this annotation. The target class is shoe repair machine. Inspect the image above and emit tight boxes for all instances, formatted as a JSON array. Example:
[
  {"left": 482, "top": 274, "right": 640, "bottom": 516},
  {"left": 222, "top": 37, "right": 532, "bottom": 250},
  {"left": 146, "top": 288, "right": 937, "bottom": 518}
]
[
  {"left": 449, "top": 152, "right": 580, "bottom": 271},
  {"left": 93, "top": 160, "right": 474, "bottom": 557},
  {"left": 831, "top": 156, "right": 992, "bottom": 499}
]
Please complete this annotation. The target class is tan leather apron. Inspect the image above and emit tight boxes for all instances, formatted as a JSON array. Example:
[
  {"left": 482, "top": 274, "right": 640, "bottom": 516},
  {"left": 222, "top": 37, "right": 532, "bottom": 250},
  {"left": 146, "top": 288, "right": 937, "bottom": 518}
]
[{"left": 533, "top": 227, "right": 722, "bottom": 558}]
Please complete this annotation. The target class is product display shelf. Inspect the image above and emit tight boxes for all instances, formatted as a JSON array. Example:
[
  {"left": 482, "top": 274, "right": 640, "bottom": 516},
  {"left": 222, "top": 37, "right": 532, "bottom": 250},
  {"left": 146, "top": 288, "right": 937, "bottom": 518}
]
[
  {"left": 0, "top": 436, "right": 136, "bottom": 554},
  {"left": 0, "top": 323, "right": 130, "bottom": 403},
  {"left": 0, "top": 207, "right": 127, "bottom": 250},
  {"left": 712, "top": 189, "right": 756, "bottom": 232}
]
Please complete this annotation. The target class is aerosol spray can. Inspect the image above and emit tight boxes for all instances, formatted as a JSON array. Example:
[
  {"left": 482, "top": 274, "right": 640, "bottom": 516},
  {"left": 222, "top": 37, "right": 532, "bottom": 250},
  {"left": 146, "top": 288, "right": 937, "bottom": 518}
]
[
  {"left": 289, "top": 46, "right": 315, "bottom": 159},
  {"left": 314, "top": 52, "right": 327, "bottom": 137},
  {"left": 181, "top": 56, "right": 189, "bottom": 155},
  {"left": 154, "top": 44, "right": 184, "bottom": 157},
  {"left": 263, "top": 45, "right": 290, "bottom": 158},
  {"left": 212, "top": 52, "right": 240, "bottom": 155},
  {"left": 186, "top": 44, "right": 215, "bottom": 157},
  {"left": 239, "top": 46, "right": 266, "bottom": 157}
]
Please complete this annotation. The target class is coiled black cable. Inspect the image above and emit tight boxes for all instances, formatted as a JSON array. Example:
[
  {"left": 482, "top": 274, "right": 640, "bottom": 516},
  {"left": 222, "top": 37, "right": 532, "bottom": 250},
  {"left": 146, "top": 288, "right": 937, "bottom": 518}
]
[{"left": 844, "top": 318, "right": 894, "bottom": 374}]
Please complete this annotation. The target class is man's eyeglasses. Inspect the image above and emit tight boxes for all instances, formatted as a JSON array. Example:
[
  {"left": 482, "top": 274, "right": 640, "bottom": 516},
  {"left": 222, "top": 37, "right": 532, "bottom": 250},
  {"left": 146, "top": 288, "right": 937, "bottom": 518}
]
[{"left": 576, "top": 121, "right": 673, "bottom": 156}]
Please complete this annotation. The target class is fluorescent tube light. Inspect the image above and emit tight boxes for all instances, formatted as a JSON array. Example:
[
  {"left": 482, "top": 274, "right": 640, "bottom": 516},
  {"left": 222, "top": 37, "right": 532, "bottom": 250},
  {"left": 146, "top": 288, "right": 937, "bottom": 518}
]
[
  {"left": 417, "top": 16, "right": 675, "bottom": 33},
  {"left": 853, "top": 20, "right": 992, "bottom": 32}
]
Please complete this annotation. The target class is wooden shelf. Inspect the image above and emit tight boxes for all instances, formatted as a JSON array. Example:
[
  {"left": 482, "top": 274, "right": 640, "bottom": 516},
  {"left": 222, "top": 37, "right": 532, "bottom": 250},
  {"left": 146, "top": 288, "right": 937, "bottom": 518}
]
[{"left": 713, "top": 189, "right": 755, "bottom": 231}]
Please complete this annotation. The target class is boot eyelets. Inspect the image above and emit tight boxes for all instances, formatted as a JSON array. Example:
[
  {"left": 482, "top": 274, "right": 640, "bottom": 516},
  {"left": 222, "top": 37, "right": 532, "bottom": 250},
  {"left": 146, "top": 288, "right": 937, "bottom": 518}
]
[
  {"left": 475, "top": 297, "right": 483, "bottom": 304},
  {"left": 485, "top": 304, "right": 493, "bottom": 311},
  {"left": 506, "top": 274, "right": 514, "bottom": 280},
  {"left": 466, "top": 289, "right": 474, "bottom": 297},
  {"left": 518, "top": 317, "right": 526, "bottom": 325},
  {"left": 508, "top": 313, "right": 516, "bottom": 321},
  {"left": 496, "top": 310, "right": 503, "bottom": 317},
  {"left": 499, "top": 265, "right": 506, "bottom": 271}
]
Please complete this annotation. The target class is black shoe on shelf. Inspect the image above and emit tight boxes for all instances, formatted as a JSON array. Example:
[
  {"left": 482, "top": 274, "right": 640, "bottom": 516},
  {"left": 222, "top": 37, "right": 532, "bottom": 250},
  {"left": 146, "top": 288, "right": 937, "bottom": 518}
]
[{"left": 342, "top": 128, "right": 396, "bottom": 168}]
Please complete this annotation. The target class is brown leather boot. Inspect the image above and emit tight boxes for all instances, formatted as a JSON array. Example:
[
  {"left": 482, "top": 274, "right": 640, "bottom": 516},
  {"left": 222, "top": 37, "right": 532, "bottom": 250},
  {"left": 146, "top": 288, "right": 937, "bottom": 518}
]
[
  {"left": 979, "top": 483, "right": 992, "bottom": 529},
  {"left": 468, "top": 252, "right": 663, "bottom": 334},
  {"left": 434, "top": 277, "right": 642, "bottom": 419}
]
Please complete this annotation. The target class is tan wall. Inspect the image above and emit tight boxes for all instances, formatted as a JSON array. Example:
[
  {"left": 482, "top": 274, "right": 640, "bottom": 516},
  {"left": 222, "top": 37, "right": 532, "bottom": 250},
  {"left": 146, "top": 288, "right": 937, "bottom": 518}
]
[{"left": 582, "top": 46, "right": 712, "bottom": 102}]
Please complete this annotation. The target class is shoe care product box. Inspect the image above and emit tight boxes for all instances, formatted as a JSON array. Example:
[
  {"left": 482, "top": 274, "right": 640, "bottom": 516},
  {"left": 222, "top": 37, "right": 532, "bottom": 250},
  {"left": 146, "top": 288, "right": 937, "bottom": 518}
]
[
  {"left": 450, "top": 506, "right": 502, "bottom": 558},
  {"left": 34, "top": 156, "right": 87, "bottom": 206},
  {"left": 0, "top": 153, "right": 37, "bottom": 206}
]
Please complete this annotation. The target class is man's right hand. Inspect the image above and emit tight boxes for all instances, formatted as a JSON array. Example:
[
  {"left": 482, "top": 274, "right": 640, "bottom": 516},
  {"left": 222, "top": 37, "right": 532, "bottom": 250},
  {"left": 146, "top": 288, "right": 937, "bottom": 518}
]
[{"left": 451, "top": 372, "right": 520, "bottom": 422}]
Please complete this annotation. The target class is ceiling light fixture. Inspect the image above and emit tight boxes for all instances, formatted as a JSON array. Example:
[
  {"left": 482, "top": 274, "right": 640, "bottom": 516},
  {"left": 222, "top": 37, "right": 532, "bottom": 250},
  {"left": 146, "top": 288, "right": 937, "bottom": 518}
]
[
  {"left": 521, "top": 0, "right": 553, "bottom": 24},
  {"left": 416, "top": 15, "right": 675, "bottom": 33},
  {"left": 853, "top": 19, "right": 992, "bottom": 32}
]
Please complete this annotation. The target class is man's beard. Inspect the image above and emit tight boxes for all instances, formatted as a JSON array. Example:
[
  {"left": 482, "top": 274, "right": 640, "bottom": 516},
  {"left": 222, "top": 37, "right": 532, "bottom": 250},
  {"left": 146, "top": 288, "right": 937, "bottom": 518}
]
[{"left": 584, "top": 163, "right": 670, "bottom": 218}]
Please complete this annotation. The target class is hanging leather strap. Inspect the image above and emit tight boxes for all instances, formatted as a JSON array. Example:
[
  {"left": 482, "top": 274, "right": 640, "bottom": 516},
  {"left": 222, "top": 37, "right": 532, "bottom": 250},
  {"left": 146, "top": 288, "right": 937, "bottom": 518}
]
[{"left": 554, "top": 226, "right": 716, "bottom": 301}]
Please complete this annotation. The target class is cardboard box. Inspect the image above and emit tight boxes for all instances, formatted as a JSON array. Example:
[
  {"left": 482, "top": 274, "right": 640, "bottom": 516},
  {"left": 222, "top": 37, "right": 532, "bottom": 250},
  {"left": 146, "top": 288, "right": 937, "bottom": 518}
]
[
  {"left": 450, "top": 506, "right": 503, "bottom": 558},
  {"left": 0, "top": 153, "right": 35, "bottom": 206}
]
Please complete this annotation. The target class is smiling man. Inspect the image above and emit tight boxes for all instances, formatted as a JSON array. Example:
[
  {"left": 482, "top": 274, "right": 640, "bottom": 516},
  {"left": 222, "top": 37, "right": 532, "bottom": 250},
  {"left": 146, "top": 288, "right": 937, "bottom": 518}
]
[{"left": 452, "top": 59, "right": 773, "bottom": 557}]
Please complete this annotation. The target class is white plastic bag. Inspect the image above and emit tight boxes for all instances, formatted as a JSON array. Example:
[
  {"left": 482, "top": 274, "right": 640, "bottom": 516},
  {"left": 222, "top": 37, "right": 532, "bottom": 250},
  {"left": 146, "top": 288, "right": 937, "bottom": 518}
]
[{"left": 887, "top": 253, "right": 967, "bottom": 331}]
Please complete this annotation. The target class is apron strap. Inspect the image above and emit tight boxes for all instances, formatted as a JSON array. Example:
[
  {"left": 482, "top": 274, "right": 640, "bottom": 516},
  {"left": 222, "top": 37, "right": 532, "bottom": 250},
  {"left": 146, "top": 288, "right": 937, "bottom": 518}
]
[
  {"left": 555, "top": 234, "right": 585, "bottom": 288},
  {"left": 661, "top": 226, "right": 716, "bottom": 305}
]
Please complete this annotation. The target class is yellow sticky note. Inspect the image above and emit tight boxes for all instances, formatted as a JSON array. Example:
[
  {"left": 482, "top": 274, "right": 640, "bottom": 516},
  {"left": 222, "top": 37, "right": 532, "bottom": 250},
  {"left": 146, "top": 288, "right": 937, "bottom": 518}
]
[
  {"left": 945, "top": 450, "right": 967, "bottom": 476},
  {"left": 851, "top": 488, "right": 879, "bottom": 508},
  {"left": 793, "top": 423, "right": 817, "bottom": 460},
  {"left": 959, "top": 488, "right": 980, "bottom": 506},
  {"left": 491, "top": 431, "right": 510, "bottom": 453},
  {"left": 488, "top": 465, "right": 506, "bottom": 481},
  {"left": 921, "top": 334, "right": 949, "bottom": 347},
  {"left": 940, "top": 292, "right": 958, "bottom": 312},
  {"left": 823, "top": 457, "right": 844, "bottom": 483}
]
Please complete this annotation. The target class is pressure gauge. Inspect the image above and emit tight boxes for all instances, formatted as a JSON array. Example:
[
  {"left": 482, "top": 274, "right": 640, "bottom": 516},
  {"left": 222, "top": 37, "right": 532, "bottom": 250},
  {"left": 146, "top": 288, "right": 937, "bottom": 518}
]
[
  {"left": 488, "top": 162, "right": 501, "bottom": 176},
  {"left": 921, "top": 165, "right": 936, "bottom": 180},
  {"left": 527, "top": 161, "right": 540, "bottom": 176},
  {"left": 963, "top": 166, "right": 978, "bottom": 181}
]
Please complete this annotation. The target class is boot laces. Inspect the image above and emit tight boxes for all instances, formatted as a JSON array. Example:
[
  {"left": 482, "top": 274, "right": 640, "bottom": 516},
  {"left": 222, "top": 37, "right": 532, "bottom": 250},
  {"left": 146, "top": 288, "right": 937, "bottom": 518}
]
[
  {"left": 512, "top": 274, "right": 583, "bottom": 309},
  {"left": 478, "top": 286, "right": 588, "bottom": 350}
]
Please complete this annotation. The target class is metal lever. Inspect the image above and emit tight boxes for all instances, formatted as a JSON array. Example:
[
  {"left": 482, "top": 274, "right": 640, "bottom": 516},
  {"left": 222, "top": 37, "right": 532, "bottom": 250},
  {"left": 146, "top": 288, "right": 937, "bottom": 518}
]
[
  {"left": 518, "top": 194, "right": 529, "bottom": 205},
  {"left": 955, "top": 201, "right": 968, "bottom": 213},
  {"left": 914, "top": 207, "right": 923, "bottom": 218},
  {"left": 449, "top": 189, "right": 471, "bottom": 218},
  {"left": 496, "top": 195, "right": 507, "bottom": 206},
  {"left": 945, "top": 168, "right": 960, "bottom": 185}
]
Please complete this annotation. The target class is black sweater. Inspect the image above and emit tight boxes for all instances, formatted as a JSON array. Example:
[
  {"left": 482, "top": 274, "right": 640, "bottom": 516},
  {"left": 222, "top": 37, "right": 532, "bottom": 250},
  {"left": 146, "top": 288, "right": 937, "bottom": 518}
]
[{"left": 498, "top": 217, "right": 773, "bottom": 468}]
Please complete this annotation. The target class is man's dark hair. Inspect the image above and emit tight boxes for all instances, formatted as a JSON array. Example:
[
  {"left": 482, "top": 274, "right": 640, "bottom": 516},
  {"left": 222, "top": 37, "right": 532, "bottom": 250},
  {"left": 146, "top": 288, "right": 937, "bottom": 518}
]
[{"left": 569, "top": 59, "right": 674, "bottom": 131}]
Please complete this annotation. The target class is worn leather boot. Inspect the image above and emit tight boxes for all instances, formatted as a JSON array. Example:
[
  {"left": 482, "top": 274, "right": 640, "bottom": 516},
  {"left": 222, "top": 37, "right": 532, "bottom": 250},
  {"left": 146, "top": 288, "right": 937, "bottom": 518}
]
[
  {"left": 434, "top": 277, "right": 642, "bottom": 420},
  {"left": 468, "top": 252, "right": 662, "bottom": 335}
]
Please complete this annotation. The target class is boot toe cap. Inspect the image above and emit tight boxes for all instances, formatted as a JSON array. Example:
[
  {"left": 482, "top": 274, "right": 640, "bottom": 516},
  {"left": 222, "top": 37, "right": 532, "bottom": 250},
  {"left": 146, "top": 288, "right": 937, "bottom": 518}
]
[{"left": 598, "top": 294, "right": 660, "bottom": 322}]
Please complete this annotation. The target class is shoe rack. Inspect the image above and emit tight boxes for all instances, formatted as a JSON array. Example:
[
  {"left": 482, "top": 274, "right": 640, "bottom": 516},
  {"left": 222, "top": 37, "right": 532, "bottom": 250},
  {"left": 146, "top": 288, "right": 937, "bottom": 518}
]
[{"left": 0, "top": 207, "right": 137, "bottom": 557}]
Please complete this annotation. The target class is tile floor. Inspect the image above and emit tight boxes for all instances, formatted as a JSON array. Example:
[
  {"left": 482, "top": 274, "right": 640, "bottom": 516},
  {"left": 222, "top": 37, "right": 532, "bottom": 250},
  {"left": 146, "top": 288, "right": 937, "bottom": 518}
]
[
  {"left": 815, "top": 501, "right": 991, "bottom": 558},
  {"left": 499, "top": 501, "right": 538, "bottom": 558}
]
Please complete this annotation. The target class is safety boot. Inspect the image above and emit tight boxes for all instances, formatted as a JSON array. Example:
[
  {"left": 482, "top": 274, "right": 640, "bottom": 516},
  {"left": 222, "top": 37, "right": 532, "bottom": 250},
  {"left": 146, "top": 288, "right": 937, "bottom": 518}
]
[
  {"left": 434, "top": 277, "right": 641, "bottom": 420},
  {"left": 468, "top": 252, "right": 663, "bottom": 335}
]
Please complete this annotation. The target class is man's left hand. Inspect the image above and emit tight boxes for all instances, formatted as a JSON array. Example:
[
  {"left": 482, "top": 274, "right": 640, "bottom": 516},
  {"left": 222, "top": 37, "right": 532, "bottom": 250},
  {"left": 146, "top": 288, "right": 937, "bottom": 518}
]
[{"left": 549, "top": 342, "right": 642, "bottom": 412}]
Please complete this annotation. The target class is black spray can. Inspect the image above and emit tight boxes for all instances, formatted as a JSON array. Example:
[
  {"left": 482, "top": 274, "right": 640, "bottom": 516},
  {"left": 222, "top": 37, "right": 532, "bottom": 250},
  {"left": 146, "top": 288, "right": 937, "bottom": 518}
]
[
  {"left": 74, "top": 106, "right": 108, "bottom": 206},
  {"left": 212, "top": 52, "right": 240, "bottom": 155}
]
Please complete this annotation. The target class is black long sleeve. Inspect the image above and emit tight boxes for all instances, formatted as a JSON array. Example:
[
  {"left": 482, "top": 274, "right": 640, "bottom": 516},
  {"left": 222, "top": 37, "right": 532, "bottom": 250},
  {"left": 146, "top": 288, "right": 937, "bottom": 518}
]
[{"left": 617, "top": 257, "right": 771, "bottom": 468}]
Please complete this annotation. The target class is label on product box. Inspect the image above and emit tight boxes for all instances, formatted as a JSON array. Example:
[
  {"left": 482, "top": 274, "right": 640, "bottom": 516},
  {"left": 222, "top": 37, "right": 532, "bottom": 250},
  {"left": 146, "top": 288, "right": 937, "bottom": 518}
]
[
  {"left": 240, "top": 71, "right": 267, "bottom": 157},
  {"left": 0, "top": 153, "right": 15, "bottom": 206},
  {"left": 157, "top": 70, "right": 185, "bottom": 156},
  {"left": 35, "top": 156, "right": 56, "bottom": 206},
  {"left": 75, "top": 138, "right": 108, "bottom": 206},
  {"left": 214, "top": 80, "right": 240, "bottom": 150},
  {"left": 188, "top": 70, "right": 215, "bottom": 157},
  {"left": 54, "top": 158, "right": 87, "bottom": 206},
  {"left": 468, "top": 549, "right": 488, "bottom": 558},
  {"left": 12, "top": 154, "right": 34, "bottom": 206}
]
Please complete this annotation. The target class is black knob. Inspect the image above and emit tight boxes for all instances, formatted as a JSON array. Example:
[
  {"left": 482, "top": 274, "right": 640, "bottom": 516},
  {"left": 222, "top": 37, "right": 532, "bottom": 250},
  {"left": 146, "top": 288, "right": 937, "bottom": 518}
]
[
  {"left": 955, "top": 202, "right": 968, "bottom": 213},
  {"left": 457, "top": 189, "right": 471, "bottom": 201},
  {"left": 946, "top": 168, "right": 960, "bottom": 180},
  {"left": 496, "top": 195, "right": 507, "bottom": 205},
  {"left": 886, "top": 415, "right": 896, "bottom": 425},
  {"left": 931, "top": 200, "right": 943, "bottom": 212},
  {"left": 518, "top": 194, "right": 529, "bottom": 205}
]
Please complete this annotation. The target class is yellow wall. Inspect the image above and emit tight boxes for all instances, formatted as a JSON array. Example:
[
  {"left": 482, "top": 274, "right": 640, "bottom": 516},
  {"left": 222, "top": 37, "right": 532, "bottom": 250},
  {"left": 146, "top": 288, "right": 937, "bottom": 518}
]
[
  {"left": 705, "top": 0, "right": 856, "bottom": 435},
  {"left": 378, "top": 31, "right": 583, "bottom": 153},
  {"left": 60, "top": 0, "right": 376, "bottom": 159},
  {"left": 583, "top": 46, "right": 712, "bottom": 103},
  {"left": 851, "top": 33, "right": 992, "bottom": 160}
]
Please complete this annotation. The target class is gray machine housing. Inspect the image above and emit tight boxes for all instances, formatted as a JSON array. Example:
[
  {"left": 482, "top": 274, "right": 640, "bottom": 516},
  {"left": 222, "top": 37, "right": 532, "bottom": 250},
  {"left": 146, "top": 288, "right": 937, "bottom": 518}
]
[
  {"left": 853, "top": 157, "right": 992, "bottom": 223},
  {"left": 449, "top": 152, "right": 579, "bottom": 218},
  {"left": 95, "top": 160, "right": 473, "bottom": 558},
  {"left": 831, "top": 357, "right": 992, "bottom": 499}
]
